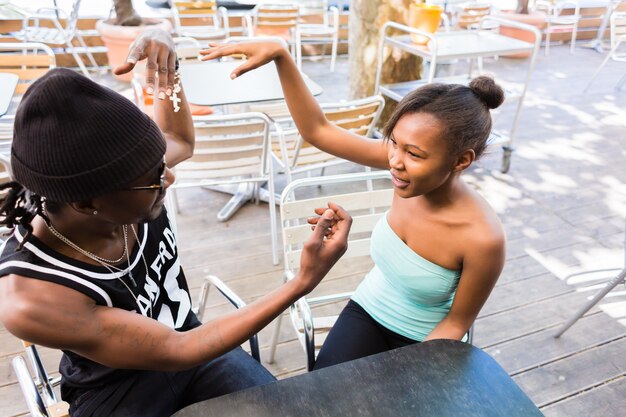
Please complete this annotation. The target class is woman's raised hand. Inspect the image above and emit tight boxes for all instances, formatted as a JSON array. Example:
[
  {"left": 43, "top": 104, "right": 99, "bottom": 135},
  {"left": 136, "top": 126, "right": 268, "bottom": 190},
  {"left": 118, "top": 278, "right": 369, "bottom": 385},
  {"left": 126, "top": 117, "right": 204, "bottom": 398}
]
[{"left": 199, "top": 40, "right": 288, "bottom": 80}]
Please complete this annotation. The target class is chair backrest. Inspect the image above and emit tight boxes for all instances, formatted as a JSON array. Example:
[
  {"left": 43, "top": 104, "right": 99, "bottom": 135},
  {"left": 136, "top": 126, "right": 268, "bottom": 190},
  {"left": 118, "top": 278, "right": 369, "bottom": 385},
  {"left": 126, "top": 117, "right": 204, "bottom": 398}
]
[
  {"left": 174, "top": 36, "right": 203, "bottom": 62},
  {"left": 174, "top": 112, "right": 273, "bottom": 184},
  {"left": 282, "top": 95, "right": 385, "bottom": 171},
  {"left": 456, "top": 2, "right": 491, "bottom": 29},
  {"left": 298, "top": 0, "right": 329, "bottom": 25},
  {"left": 252, "top": 4, "right": 300, "bottom": 36},
  {"left": 172, "top": 0, "right": 221, "bottom": 31},
  {"left": 12, "top": 342, "right": 69, "bottom": 417},
  {"left": 0, "top": 43, "right": 56, "bottom": 95},
  {"left": 281, "top": 171, "right": 393, "bottom": 273},
  {"left": 611, "top": 11, "right": 626, "bottom": 52}
]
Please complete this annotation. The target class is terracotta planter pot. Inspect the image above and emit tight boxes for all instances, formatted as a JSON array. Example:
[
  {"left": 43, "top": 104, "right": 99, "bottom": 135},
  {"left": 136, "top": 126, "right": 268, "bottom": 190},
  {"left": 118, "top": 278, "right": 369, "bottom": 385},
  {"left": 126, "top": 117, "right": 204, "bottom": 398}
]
[
  {"left": 96, "top": 18, "right": 173, "bottom": 82},
  {"left": 496, "top": 11, "right": 546, "bottom": 58}
]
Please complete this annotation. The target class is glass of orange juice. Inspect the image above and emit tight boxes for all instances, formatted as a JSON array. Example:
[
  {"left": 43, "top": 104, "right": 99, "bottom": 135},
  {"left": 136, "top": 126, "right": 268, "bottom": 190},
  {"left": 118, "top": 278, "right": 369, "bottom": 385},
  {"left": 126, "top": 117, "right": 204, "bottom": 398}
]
[{"left": 408, "top": 2, "right": 444, "bottom": 44}]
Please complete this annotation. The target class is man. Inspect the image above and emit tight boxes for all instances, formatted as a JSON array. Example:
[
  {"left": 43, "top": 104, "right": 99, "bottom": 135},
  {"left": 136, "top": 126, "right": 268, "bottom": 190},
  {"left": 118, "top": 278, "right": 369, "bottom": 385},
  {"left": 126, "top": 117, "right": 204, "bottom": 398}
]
[{"left": 0, "top": 29, "right": 351, "bottom": 416}]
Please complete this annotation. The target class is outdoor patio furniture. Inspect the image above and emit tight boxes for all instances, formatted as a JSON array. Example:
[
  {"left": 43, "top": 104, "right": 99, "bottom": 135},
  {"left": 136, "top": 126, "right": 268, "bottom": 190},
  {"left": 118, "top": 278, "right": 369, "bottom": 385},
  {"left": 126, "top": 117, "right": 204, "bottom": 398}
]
[
  {"left": 171, "top": 0, "right": 230, "bottom": 41},
  {"left": 169, "top": 112, "right": 280, "bottom": 265},
  {"left": 19, "top": 0, "right": 96, "bottom": 78},
  {"left": 0, "top": 42, "right": 56, "bottom": 160},
  {"left": 174, "top": 340, "right": 543, "bottom": 417},
  {"left": 0, "top": 42, "right": 56, "bottom": 97},
  {"left": 276, "top": 95, "right": 386, "bottom": 183},
  {"left": 179, "top": 58, "right": 323, "bottom": 106},
  {"left": 374, "top": 17, "right": 541, "bottom": 173},
  {"left": 0, "top": 73, "right": 17, "bottom": 117},
  {"left": 12, "top": 342, "right": 69, "bottom": 417},
  {"left": 584, "top": 11, "right": 626, "bottom": 91},
  {"left": 193, "top": 274, "right": 261, "bottom": 361},
  {"left": 267, "top": 171, "right": 394, "bottom": 370},
  {"left": 295, "top": 0, "right": 340, "bottom": 72},
  {"left": 535, "top": 0, "right": 581, "bottom": 56},
  {"left": 456, "top": 1, "right": 492, "bottom": 29},
  {"left": 10, "top": 273, "right": 260, "bottom": 417},
  {"left": 554, "top": 220, "right": 626, "bottom": 337},
  {"left": 245, "top": 3, "right": 300, "bottom": 55}
]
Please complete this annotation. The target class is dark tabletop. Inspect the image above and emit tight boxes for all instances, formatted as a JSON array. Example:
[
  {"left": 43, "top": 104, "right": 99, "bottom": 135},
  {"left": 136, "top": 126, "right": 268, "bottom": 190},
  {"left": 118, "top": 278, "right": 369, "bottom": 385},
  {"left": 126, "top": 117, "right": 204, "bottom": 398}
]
[{"left": 173, "top": 339, "right": 544, "bottom": 417}]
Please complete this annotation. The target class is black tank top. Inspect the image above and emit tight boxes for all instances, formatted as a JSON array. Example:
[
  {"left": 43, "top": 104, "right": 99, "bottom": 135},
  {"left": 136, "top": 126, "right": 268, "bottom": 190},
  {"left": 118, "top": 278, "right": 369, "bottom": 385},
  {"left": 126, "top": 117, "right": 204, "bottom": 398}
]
[{"left": 0, "top": 209, "right": 201, "bottom": 391}]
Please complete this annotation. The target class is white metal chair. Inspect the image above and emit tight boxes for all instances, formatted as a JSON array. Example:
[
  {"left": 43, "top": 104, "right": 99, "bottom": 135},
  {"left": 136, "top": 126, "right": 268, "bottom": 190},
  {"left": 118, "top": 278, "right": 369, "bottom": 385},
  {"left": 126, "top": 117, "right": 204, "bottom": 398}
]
[
  {"left": 268, "top": 171, "right": 394, "bottom": 370},
  {"left": 455, "top": 1, "right": 492, "bottom": 30},
  {"left": 584, "top": 11, "right": 626, "bottom": 91},
  {"left": 170, "top": 112, "right": 280, "bottom": 265},
  {"left": 295, "top": 0, "right": 340, "bottom": 72},
  {"left": 171, "top": 0, "right": 230, "bottom": 41},
  {"left": 19, "top": 0, "right": 96, "bottom": 78},
  {"left": 276, "top": 95, "right": 385, "bottom": 182},
  {"left": 12, "top": 342, "right": 69, "bottom": 417},
  {"left": 554, "top": 220, "right": 626, "bottom": 338},
  {"left": 0, "top": 42, "right": 57, "bottom": 98},
  {"left": 245, "top": 4, "right": 300, "bottom": 55},
  {"left": 535, "top": 0, "right": 581, "bottom": 55},
  {"left": 11, "top": 274, "right": 261, "bottom": 417},
  {"left": 0, "top": 42, "right": 56, "bottom": 161}
]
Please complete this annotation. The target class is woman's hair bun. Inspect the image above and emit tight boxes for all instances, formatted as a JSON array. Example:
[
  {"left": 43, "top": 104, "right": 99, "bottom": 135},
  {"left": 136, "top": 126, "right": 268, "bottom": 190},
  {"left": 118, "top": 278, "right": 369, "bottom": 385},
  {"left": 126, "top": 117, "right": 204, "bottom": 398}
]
[{"left": 469, "top": 76, "right": 504, "bottom": 110}]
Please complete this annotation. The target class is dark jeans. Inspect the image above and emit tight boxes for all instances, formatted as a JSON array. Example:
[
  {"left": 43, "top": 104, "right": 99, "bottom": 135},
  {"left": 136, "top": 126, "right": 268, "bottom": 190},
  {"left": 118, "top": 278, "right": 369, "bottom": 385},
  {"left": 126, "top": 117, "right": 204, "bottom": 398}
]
[
  {"left": 313, "top": 300, "right": 419, "bottom": 370},
  {"left": 69, "top": 347, "right": 275, "bottom": 417}
]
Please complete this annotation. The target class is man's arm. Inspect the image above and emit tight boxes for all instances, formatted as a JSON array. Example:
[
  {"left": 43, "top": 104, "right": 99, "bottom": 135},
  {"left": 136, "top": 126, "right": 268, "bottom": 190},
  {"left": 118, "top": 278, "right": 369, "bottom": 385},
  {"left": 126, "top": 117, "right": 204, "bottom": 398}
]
[
  {"left": 113, "top": 29, "right": 195, "bottom": 168},
  {"left": 0, "top": 205, "right": 351, "bottom": 371}
]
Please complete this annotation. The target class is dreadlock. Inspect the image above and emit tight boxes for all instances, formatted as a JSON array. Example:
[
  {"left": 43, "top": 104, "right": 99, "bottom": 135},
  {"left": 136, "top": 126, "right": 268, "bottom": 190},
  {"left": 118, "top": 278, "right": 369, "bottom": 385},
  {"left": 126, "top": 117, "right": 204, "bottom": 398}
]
[{"left": 0, "top": 181, "right": 50, "bottom": 250}]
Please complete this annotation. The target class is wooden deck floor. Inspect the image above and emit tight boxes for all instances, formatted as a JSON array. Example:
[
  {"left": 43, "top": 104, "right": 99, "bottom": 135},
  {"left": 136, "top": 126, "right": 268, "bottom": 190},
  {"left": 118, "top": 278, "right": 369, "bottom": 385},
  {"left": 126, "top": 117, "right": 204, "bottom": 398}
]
[{"left": 2, "top": 42, "right": 626, "bottom": 416}]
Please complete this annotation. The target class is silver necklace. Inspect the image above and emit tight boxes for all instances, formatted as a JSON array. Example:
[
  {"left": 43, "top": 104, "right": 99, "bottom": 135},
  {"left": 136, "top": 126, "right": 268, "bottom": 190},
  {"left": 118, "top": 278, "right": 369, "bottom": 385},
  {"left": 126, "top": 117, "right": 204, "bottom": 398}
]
[
  {"left": 45, "top": 218, "right": 128, "bottom": 265},
  {"left": 43, "top": 214, "right": 153, "bottom": 318}
]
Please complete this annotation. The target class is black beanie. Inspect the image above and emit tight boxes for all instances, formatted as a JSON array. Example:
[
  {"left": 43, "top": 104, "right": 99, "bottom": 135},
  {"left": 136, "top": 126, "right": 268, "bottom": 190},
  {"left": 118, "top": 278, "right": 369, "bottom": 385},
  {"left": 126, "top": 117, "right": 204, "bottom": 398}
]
[{"left": 11, "top": 68, "right": 166, "bottom": 202}]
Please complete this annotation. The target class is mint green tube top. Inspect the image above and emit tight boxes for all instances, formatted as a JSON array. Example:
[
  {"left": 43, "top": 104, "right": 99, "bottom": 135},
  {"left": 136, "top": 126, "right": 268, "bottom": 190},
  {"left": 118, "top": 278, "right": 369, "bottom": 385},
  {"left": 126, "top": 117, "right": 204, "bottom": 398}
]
[{"left": 352, "top": 212, "right": 461, "bottom": 342}]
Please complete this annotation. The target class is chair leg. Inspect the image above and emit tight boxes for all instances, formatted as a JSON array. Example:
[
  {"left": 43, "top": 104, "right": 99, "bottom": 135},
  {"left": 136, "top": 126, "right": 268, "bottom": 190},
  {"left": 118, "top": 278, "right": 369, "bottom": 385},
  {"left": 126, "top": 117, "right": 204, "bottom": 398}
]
[
  {"left": 584, "top": 41, "right": 620, "bottom": 92},
  {"left": 268, "top": 178, "right": 279, "bottom": 266},
  {"left": 76, "top": 32, "right": 98, "bottom": 68},
  {"left": 545, "top": 30, "right": 551, "bottom": 56},
  {"left": 12, "top": 356, "right": 49, "bottom": 417},
  {"left": 554, "top": 268, "right": 626, "bottom": 338},
  {"left": 66, "top": 40, "right": 90, "bottom": 78},
  {"left": 615, "top": 71, "right": 626, "bottom": 91},
  {"left": 295, "top": 30, "right": 302, "bottom": 70},
  {"left": 171, "top": 187, "right": 182, "bottom": 214},
  {"left": 267, "top": 313, "right": 283, "bottom": 363},
  {"left": 570, "top": 26, "right": 578, "bottom": 54},
  {"left": 330, "top": 34, "right": 338, "bottom": 72}
]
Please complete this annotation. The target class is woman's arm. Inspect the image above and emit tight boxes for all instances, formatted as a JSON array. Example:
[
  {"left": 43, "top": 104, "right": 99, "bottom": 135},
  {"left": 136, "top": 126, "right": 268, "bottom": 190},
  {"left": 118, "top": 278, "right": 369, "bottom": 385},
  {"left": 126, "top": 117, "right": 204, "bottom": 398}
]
[
  {"left": 200, "top": 42, "right": 390, "bottom": 169},
  {"left": 424, "top": 230, "right": 505, "bottom": 342},
  {"left": 113, "top": 28, "right": 195, "bottom": 168}
]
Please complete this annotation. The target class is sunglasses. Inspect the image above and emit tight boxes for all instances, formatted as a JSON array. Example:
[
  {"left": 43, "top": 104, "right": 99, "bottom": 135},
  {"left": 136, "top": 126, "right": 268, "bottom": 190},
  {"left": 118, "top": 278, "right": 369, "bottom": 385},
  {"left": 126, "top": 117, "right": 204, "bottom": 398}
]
[{"left": 125, "top": 160, "right": 167, "bottom": 194}]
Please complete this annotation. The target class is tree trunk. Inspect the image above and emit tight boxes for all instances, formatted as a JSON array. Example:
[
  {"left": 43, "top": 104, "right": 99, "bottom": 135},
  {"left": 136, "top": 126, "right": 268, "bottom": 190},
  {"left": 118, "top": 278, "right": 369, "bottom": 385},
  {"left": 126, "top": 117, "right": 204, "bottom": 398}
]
[
  {"left": 113, "top": 0, "right": 144, "bottom": 26},
  {"left": 348, "top": 0, "right": 422, "bottom": 125}
]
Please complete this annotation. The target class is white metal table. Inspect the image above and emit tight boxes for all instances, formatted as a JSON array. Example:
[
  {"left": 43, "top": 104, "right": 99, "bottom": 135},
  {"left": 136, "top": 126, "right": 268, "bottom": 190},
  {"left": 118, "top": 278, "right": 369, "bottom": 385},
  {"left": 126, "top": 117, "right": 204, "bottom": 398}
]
[
  {"left": 0, "top": 73, "right": 18, "bottom": 117},
  {"left": 374, "top": 17, "right": 541, "bottom": 173},
  {"left": 181, "top": 60, "right": 323, "bottom": 106},
  {"left": 179, "top": 60, "right": 323, "bottom": 222}
]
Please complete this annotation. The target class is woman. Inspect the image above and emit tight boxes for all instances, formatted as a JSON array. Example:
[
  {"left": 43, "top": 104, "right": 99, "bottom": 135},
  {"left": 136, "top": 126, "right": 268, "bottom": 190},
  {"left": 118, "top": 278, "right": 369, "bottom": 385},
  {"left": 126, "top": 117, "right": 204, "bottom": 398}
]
[{"left": 201, "top": 41, "right": 506, "bottom": 369}]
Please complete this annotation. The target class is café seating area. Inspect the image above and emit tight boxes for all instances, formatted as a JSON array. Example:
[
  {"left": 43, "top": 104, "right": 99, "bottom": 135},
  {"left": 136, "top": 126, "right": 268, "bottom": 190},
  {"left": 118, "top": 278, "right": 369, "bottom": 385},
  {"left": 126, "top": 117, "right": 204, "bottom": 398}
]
[{"left": 1, "top": 1, "right": 626, "bottom": 416}]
